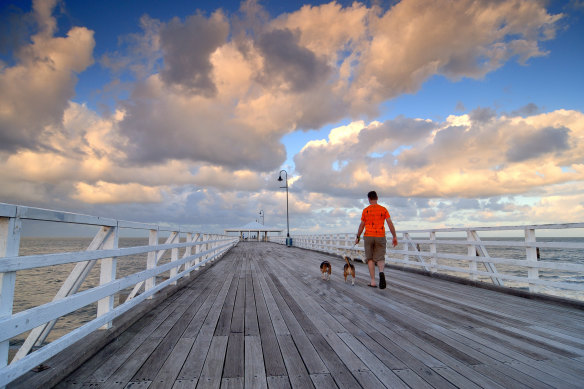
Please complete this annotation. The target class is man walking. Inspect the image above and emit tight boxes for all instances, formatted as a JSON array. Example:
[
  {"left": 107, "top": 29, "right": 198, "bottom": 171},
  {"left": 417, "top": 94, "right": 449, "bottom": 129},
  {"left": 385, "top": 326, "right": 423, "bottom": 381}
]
[{"left": 355, "top": 191, "right": 398, "bottom": 289}]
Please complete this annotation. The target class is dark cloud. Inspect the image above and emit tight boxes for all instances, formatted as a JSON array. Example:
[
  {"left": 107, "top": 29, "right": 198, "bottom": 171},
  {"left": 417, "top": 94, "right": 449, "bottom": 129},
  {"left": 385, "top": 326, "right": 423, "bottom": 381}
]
[
  {"left": 506, "top": 127, "right": 571, "bottom": 162},
  {"left": 159, "top": 12, "right": 229, "bottom": 96},
  {"left": 256, "top": 28, "right": 331, "bottom": 92},
  {"left": 510, "top": 103, "right": 540, "bottom": 117},
  {"left": 470, "top": 107, "right": 497, "bottom": 123},
  {"left": 454, "top": 198, "right": 480, "bottom": 209},
  {"left": 0, "top": 4, "right": 33, "bottom": 56},
  {"left": 118, "top": 94, "right": 286, "bottom": 171}
]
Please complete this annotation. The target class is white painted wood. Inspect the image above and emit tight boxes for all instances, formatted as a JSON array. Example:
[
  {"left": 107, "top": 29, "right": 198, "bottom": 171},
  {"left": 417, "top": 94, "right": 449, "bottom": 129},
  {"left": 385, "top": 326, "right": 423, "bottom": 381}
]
[
  {"left": 170, "top": 231, "right": 180, "bottom": 285},
  {"left": 0, "top": 204, "right": 16, "bottom": 218},
  {"left": 525, "top": 228, "right": 540, "bottom": 294},
  {"left": 430, "top": 231, "right": 437, "bottom": 274},
  {"left": 278, "top": 223, "right": 584, "bottom": 297},
  {"left": 97, "top": 226, "right": 119, "bottom": 329},
  {"left": 145, "top": 229, "right": 159, "bottom": 299},
  {"left": 0, "top": 202, "right": 238, "bottom": 387},
  {"left": 14, "top": 227, "right": 116, "bottom": 361},
  {"left": 467, "top": 230, "right": 478, "bottom": 281},
  {"left": 0, "top": 239, "right": 234, "bottom": 273},
  {"left": 0, "top": 241, "right": 235, "bottom": 343},
  {"left": 0, "top": 216, "right": 21, "bottom": 372},
  {"left": 470, "top": 230, "right": 503, "bottom": 286},
  {"left": 16, "top": 205, "right": 117, "bottom": 227}
]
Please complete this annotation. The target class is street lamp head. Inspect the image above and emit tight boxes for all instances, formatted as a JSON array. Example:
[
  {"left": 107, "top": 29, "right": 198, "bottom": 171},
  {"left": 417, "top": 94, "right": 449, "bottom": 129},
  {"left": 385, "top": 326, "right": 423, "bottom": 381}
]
[{"left": 277, "top": 175, "right": 283, "bottom": 182}]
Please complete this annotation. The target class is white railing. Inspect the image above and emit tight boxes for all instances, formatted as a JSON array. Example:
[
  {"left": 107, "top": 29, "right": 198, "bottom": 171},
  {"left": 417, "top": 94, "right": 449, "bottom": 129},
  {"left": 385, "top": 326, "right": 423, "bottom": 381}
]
[
  {"left": 0, "top": 203, "right": 238, "bottom": 387},
  {"left": 270, "top": 224, "right": 584, "bottom": 302}
]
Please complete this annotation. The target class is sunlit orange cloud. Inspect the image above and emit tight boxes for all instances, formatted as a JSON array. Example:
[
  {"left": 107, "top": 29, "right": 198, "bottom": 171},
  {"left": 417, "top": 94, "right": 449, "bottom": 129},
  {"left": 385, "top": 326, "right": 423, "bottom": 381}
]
[{"left": 73, "top": 181, "right": 163, "bottom": 204}]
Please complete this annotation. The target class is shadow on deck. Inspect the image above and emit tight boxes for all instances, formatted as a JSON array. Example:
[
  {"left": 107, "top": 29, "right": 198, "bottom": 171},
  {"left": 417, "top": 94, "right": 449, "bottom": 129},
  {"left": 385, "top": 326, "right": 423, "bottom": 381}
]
[{"left": 16, "top": 242, "right": 584, "bottom": 388}]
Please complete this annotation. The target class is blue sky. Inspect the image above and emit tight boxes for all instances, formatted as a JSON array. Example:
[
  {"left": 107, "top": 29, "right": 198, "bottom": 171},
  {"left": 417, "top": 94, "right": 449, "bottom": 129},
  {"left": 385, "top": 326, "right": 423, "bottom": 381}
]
[{"left": 1, "top": 0, "right": 584, "bottom": 235}]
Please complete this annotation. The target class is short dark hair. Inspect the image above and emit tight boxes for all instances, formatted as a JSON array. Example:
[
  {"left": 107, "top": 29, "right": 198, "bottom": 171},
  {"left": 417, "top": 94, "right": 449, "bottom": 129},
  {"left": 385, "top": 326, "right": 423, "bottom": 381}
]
[{"left": 367, "top": 191, "right": 378, "bottom": 200}]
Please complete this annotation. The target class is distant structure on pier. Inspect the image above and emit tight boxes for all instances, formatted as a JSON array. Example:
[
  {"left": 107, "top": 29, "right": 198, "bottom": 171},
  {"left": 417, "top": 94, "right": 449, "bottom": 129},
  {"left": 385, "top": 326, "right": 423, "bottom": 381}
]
[{"left": 224, "top": 221, "right": 283, "bottom": 241}]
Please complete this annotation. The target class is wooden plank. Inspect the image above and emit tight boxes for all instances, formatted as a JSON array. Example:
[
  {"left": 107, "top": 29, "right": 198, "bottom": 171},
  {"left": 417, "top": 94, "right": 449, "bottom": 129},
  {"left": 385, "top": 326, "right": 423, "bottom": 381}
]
[
  {"left": 432, "top": 367, "right": 482, "bottom": 389},
  {"left": 46, "top": 242, "right": 584, "bottom": 389},
  {"left": 221, "top": 377, "right": 244, "bottom": 389},
  {"left": 276, "top": 334, "right": 315, "bottom": 389},
  {"left": 100, "top": 337, "right": 161, "bottom": 389},
  {"left": 197, "top": 336, "right": 229, "bottom": 389},
  {"left": 255, "top": 264, "right": 289, "bottom": 336},
  {"left": 251, "top": 262, "right": 287, "bottom": 377},
  {"left": 504, "top": 360, "right": 583, "bottom": 389},
  {"left": 471, "top": 363, "right": 539, "bottom": 389},
  {"left": 259, "top": 267, "right": 329, "bottom": 375},
  {"left": 393, "top": 369, "right": 435, "bottom": 389},
  {"left": 244, "top": 265, "right": 260, "bottom": 336},
  {"left": 303, "top": 333, "right": 361, "bottom": 389},
  {"left": 131, "top": 284, "right": 216, "bottom": 381},
  {"left": 172, "top": 379, "right": 198, "bottom": 388},
  {"left": 266, "top": 376, "right": 291, "bottom": 389},
  {"left": 123, "top": 381, "right": 151, "bottom": 388},
  {"left": 148, "top": 338, "right": 195, "bottom": 389},
  {"left": 230, "top": 262, "right": 246, "bottom": 334},
  {"left": 245, "top": 336, "right": 267, "bottom": 389},
  {"left": 223, "top": 333, "right": 244, "bottom": 378},
  {"left": 309, "top": 373, "right": 337, "bottom": 389},
  {"left": 337, "top": 332, "right": 408, "bottom": 388},
  {"left": 178, "top": 259, "right": 241, "bottom": 381},
  {"left": 214, "top": 265, "right": 240, "bottom": 336}
]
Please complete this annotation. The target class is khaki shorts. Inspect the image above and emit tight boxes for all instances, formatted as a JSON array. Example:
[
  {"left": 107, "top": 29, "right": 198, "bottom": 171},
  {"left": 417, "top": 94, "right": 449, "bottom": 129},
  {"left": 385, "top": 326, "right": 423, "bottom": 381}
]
[{"left": 364, "top": 236, "right": 387, "bottom": 263}]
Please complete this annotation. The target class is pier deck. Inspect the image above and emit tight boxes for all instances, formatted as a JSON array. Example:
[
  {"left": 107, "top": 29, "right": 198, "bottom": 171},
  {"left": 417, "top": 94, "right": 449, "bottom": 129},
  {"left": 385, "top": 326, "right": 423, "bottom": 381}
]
[{"left": 53, "top": 242, "right": 584, "bottom": 388}]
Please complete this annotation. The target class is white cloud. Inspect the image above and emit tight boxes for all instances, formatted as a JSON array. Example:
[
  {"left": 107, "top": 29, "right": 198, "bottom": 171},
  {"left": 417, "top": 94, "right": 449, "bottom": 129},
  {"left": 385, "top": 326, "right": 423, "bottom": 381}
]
[
  {"left": 294, "top": 109, "right": 584, "bottom": 199},
  {"left": 0, "top": 0, "right": 95, "bottom": 151},
  {"left": 1, "top": 0, "right": 580, "bottom": 233}
]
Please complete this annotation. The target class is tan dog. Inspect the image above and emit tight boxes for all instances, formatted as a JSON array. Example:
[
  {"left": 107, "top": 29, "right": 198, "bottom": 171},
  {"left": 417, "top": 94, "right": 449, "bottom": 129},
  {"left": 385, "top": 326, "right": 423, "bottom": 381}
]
[
  {"left": 343, "top": 256, "right": 355, "bottom": 285},
  {"left": 320, "top": 261, "right": 331, "bottom": 281}
]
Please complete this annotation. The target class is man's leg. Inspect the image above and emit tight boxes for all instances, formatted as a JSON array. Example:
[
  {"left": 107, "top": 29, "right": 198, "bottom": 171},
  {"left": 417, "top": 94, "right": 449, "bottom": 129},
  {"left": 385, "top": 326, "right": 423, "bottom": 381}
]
[
  {"left": 368, "top": 259, "right": 376, "bottom": 286},
  {"left": 376, "top": 237, "right": 387, "bottom": 289},
  {"left": 364, "top": 237, "right": 376, "bottom": 286}
]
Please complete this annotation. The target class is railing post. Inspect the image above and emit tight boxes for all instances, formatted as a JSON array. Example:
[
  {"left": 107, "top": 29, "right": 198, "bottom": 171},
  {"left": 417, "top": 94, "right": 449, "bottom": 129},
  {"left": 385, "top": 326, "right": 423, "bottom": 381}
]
[
  {"left": 404, "top": 232, "right": 410, "bottom": 265},
  {"left": 525, "top": 228, "right": 539, "bottom": 293},
  {"left": 97, "top": 225, "right": 119, "bottom": 329},
  {"left": 0, "top": 215, "right": 21, "bottom": 371},
  {"left": 430, "top": 231, "right": 437, "bottom": 274},
  {"left": 194, "top": 233, "right": 201, "bottom": 268},
  {"left": 169, "top": 231, "right": 180, "bottom": 285},
  {"left": 146, "top": 228, "right": 158, "bottom": 298},
  {"left": 467, "top": 230, "right": 478, "bottom": 281},
  {"left": 185, "top": 232, "right": 192, "bottom": 277}
]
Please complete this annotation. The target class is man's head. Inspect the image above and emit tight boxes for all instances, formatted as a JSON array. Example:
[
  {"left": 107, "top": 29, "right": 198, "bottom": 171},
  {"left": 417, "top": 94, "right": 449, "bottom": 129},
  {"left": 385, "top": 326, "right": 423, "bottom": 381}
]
[{"left": 367, "top": 191, "right": 378, "bottom": 201}]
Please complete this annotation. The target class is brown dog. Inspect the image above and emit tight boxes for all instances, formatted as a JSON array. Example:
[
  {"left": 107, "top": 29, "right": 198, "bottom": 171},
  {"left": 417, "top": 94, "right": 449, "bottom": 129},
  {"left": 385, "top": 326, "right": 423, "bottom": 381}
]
[
  {"left": 343, "top": 256, "right": 355, "bottom": 285},
  {"left": 320, "top": 261, "right": 331, "bottom": 280}
]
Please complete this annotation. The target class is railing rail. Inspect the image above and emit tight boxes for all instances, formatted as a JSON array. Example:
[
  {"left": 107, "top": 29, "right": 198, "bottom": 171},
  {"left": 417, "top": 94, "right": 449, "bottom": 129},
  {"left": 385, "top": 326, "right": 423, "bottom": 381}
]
[
  {"left": 270, "top": 224, "right": 584, "bottom": 301},
  {"left": 0, "top": 203, "right": 238, "bottom": 387}
]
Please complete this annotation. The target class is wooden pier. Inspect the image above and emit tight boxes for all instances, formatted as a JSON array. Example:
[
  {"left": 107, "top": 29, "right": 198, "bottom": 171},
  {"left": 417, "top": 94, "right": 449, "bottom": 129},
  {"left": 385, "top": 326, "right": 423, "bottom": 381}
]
[{"left": 25, "top": 242, "right": 584, "bottom": 388}]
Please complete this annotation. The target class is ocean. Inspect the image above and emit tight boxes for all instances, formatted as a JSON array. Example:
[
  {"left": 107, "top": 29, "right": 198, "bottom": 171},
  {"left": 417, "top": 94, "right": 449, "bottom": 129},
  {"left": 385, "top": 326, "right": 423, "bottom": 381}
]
[{"left": 8, "top": 237, "right": 584, "bottom": 354}]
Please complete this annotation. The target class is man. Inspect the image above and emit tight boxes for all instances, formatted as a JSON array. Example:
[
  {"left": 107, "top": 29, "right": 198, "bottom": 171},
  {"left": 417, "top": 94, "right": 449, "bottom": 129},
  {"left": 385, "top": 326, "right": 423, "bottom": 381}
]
[{"left": 355, "top": 191, "right": 398, "bottom": 289}]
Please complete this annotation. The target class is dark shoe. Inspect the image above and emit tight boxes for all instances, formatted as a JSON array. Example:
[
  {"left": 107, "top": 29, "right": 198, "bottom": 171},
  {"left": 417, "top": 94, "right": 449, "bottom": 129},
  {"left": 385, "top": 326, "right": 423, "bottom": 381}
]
[
  {"left": 367, "top": 284, "right": 377, "bottom": 288},
  {"left": 379, "top": 272, "right": 386, "bottom": 289}
]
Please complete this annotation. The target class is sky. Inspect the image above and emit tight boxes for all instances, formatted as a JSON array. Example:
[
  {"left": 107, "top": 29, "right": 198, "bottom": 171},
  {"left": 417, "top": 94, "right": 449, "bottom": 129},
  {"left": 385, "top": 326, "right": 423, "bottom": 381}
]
[{"left": 1, "top": 0, "right": 584, "bottom": 236}]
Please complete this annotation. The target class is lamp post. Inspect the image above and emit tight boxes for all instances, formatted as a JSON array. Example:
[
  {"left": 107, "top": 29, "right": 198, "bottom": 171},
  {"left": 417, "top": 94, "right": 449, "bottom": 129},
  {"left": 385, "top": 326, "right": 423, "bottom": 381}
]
[{"left": 277, "top": 170, "right": 291, "bottom": 246}]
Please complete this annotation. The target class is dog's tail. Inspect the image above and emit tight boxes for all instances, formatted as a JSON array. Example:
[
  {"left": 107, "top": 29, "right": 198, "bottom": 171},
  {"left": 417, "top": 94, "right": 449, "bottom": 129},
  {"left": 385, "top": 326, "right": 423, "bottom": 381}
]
[{"left": 344, "top": 256, "right": 352, "bottom": 266}]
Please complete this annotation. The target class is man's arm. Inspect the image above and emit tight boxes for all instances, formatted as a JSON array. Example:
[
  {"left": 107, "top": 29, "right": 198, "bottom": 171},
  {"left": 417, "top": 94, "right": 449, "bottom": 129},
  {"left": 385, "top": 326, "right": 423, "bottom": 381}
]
[
  {"left": 386, "top": 217, "right": 398, "bottom": 247},
  {"left": 355, "top": 220, "right": 365, "bottom": 244}
]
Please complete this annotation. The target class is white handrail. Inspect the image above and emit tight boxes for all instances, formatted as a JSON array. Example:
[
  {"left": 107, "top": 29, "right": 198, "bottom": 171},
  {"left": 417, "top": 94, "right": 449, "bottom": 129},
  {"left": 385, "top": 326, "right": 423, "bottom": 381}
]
[
  {"left": 270, "top": 224, "right": 584, "bottom": 301},
  {"left": 0, "top": 203, "right": 238, "bottom": 387}
]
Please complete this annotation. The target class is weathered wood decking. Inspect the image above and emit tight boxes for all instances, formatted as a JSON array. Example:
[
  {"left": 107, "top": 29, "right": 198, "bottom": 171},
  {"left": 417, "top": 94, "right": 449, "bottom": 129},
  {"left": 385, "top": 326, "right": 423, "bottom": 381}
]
[{"left": 54, "top": 242, "right": 584, "bottom": 388}]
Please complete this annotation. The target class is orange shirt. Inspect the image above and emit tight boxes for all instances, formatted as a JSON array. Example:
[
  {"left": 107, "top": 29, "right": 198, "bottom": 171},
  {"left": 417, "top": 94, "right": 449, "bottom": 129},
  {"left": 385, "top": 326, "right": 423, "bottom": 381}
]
[{"left": 361, "top": 204, "right": 390, "bottom": 237}]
